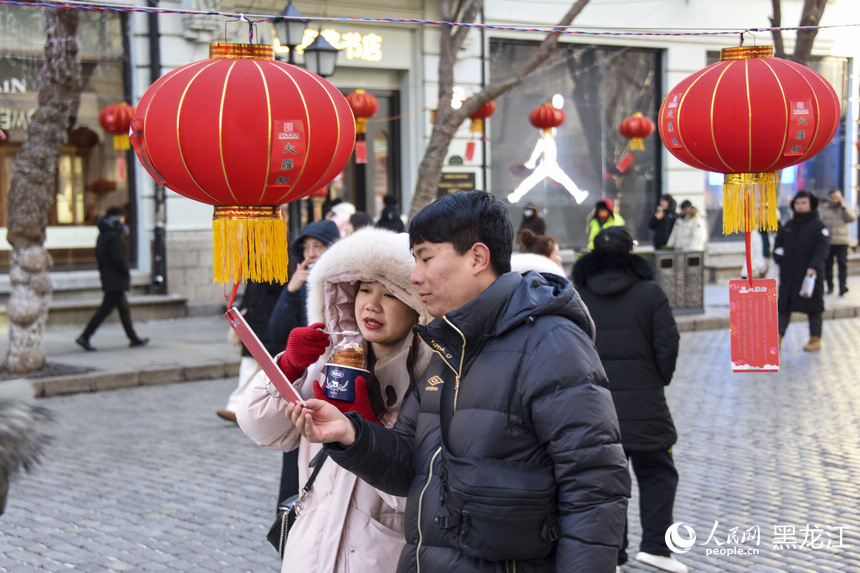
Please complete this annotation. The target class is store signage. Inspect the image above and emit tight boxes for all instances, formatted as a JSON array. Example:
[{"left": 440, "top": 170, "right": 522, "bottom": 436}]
[
  {"left": 437, "top": 171, "right": 476, "bottom": 197},
  {"left": 273, "top": 28, "right": 383, "bottom": 63}
]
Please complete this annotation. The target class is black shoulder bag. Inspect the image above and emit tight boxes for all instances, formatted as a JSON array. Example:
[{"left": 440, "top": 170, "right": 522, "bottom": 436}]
[{"left": 267, "top": 450, "right": 328, "bottom": 559}]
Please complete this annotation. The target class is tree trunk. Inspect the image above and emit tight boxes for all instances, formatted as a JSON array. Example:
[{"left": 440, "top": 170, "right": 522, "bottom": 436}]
[
  {"left": 408, "top": 0, "right": 590, "bottom": 219},
  {"left": 770, "top": 0, "right": 827, "bottom": 64},
  {"left": 3, "top": 8, "right": 82, "bottom": 373}
]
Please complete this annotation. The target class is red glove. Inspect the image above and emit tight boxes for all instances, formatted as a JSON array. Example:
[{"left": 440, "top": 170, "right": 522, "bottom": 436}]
[
  {"left": 313, "top": 376, "right": 380, "bottom": 424},
  {"left": 278, "top": 322, "right": 330, "bottom": 381}
]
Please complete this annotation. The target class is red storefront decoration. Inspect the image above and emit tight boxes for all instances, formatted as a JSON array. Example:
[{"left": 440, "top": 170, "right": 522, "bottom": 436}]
[
  {"left": 130, "top": 43, "right": 355, "bottom": 284},
  {"left": 465, "top": 99, "right": 495, "bottom": 161},
  {"left": 99, "top": 102, "right": 135, "bottom": 150},
  {"left": 658, "top": 45, "right": 839, "bottom": 235},
  {"left": 619, "top": 112, "right": 655, "bottom": 151},
  {"left": 345, "top": 89, "right": 378, "bottom": 164},
  {"left": 529, "top": 102, "right": 565, "bottom": 131}
]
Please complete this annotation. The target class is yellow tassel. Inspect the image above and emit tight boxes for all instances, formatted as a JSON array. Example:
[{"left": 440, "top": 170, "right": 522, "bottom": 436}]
[
  {"left": 212, "top": 206, "right": 289, "bottom": 284},
  {"left": 722, "top": 172, "right": 778, "bottom": 235},
  {"left": 630, "top": 137, "right": 644, "bottom": 151},
  {"left": 113, "top": 134, "right": 130, "bottom": 150}
]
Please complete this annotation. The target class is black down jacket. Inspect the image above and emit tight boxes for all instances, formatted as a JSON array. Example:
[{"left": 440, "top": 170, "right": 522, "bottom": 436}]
[
  {"left": 572, "top": 251, "right": 680, "bottom": 451},
  {"left": 95, "top": 215, "right": 130, "bottom": 293},
  {"left": 327, "top": 271, "right": 630, "bottom": 573},
  {"left": 774, "top": 211, "right": 830, "bottom": 315}
]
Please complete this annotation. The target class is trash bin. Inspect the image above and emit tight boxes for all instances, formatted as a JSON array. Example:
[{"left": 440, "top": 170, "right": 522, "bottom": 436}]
[{"left": 644, "top": 251, "right": 705, "bottom": 314}]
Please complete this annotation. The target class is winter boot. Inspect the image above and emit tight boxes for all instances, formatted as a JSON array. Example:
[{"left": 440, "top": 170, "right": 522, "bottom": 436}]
[{"left": 803, "top": 336, "right": 822, "bottom": 352}]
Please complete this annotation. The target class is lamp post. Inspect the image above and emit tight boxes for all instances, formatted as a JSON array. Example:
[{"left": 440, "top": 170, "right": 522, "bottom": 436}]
[{"left": 275, "top": 2, "right": 341, "bottom": 237}]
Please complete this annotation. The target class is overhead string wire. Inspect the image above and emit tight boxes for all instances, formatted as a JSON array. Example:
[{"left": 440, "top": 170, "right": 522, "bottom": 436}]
[{"left": 0, "top": 0, "right": 857, "bottom": 38}]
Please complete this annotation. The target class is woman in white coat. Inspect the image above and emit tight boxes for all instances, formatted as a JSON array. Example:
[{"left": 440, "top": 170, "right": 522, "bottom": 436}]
[{"left": 237, "top": 226, "right": 431, "bottom": 572}]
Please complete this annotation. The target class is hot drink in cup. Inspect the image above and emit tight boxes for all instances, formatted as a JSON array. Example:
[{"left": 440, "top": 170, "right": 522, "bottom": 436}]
[{"left": 324, "top": 339, "right": 370, "bottom": 402}]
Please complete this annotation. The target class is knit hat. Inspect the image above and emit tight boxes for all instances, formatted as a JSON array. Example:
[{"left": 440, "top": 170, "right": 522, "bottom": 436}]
[
  {"left": 291, "top": 220, "right": 340, "bottom": 262},
  {"left": 593, "top": 226, "right": 634, "bottom": 254}
]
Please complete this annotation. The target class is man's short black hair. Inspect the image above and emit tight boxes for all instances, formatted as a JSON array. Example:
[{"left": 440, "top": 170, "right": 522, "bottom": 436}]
[
  {"left": 679, "top": 200, "right": 692, "bottom": 210},
  {"left": 408, "top": 190, "right": 513, "bottom": 275}
]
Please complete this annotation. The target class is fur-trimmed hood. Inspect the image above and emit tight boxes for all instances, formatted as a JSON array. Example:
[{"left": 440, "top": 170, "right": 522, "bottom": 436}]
[
  {"left": 305, "top": 226, "right": 431, "bottom": 413},
  {"left": 572, "top": 250, "right": 656, "bottom": 296},
  {"left": 510, "top": 252, "right": 566, "bottom": 277}
]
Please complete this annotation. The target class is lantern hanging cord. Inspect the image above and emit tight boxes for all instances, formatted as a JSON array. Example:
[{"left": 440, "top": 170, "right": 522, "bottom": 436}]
[{"left": 1, "top": 0, "right": 858, "bottom": 39}]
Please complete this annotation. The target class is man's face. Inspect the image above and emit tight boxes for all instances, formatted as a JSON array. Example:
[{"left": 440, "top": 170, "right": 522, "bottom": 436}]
[
  {"left": 830, "top": 191, "right": 843, "bottom": 205},
  {"left": 302, "top": 238, "right": 328, "bottom": 265},
  {"left": 680, "top": 205, "right": 691, "bottom": 216},
  {"left": 410, "top": 241, "right": 481, "bottom": 318},
  {"left": 794, "top": 197, "right": 811, "bottom": 213}
]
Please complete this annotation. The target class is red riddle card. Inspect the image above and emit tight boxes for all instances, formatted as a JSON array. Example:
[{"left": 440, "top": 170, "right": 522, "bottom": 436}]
[{"left": 729, "top": 279, "right": 779, "bottom": 372}]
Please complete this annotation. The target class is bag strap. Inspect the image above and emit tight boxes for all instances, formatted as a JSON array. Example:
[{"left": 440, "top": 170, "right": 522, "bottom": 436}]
[{"left": 295, "top": 449, "right": 328, "bottom": 503}]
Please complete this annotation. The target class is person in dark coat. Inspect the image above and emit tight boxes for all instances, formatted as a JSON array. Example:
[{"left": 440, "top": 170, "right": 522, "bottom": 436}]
[
  {"left": 377, "top": 194, "right": 405, "bottom": 233},
  {"left": 517, "top": 200, "right": 547, "bottom": 238},
  {"left": 648, "top": 194, "right": 677, "bottom": 250},
  {"left": 267, "top": 219, "right": 340, "bottom": 510},
  {"left": 75, "top": 207, "right": 148, "bottom": 351},
  {"left": 572, "top": 226, "right": 685, "bottom": 573},
  {"left": 286, "top": 190, "right": 630, "bottom": 572},
  {"left": 216, "top": 280, "right": 285, "bottom": 423},
  {"left": 773, "top": 190, "right": 830, "bottom": 352}
]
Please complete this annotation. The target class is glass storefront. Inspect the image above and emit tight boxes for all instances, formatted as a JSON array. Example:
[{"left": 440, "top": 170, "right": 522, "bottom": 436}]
[
  {"left": 489, "top": 40, "right": 662, "bottom": 250},
  {"left": 0, "top": 6, "right": 130, "bottom": 269}
]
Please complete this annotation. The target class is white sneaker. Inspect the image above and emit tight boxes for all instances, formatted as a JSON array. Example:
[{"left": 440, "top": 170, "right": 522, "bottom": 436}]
[{"left": 635, "top": 551, "right": 688, "bottom": 573}]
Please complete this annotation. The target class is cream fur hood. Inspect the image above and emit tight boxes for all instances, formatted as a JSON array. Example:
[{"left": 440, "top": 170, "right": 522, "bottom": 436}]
[{"left": 305, "top": 226, "right": 431, "bottom": 414}]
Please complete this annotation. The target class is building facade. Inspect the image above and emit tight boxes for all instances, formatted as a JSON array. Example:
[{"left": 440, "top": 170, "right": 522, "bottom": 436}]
[{"left": 0, "top": 0, "right": 857, "bottom": 306}]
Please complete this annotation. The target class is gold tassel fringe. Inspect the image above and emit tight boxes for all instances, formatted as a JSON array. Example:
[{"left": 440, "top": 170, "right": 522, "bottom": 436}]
[
  {"left": 630, "top": 137, "right": 644, "bottom": 151},
  {"left": 212, "top": 206, "right": 289, "bottom": 284},
  {"left": 113, "top": 134, "right": 130, "bottom": 150},
  {"left": 722, "top": 172, "right": 778, "bottom": 235}
]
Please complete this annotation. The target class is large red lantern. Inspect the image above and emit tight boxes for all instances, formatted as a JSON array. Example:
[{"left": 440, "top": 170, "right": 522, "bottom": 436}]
[
  {"left": 130, "top": 43, "right": 355, "bottom": 284},
  {"left": 529, "top": 103, "right": 565, "bottom": 131},
  {"left": 619, "top": 112, "right": 655, "bottom": 151},
  {"left": 658, "top": 45, "right": 839, "bottom": 234},
  {"left": 345, "top": 89, "right": 378, "bottom": 164},
  {"left": 99, "top": 102, "right": 135, "bottom": 150}
]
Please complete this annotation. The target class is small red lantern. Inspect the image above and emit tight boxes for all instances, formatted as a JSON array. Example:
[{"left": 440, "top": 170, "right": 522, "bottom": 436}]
[
  {"left": 346, "top": 89, "right": 378, "bottom": 164},
  {"left": 658, "top": 45, "right": 839, "bottom": 234},
  {"left": 130, "top": 43, "right": 356, "bottom": 284},
  {"left": 99, "top": 102, "right": 135, "bottom": 150},
  {"left": 464, "top": 99, "right": 495, "bottom": 161},
  {"left": 619, "top": 113, "right": 655, "bottom": 151},
  {"left": 529, "top": 103, "right": 565, "bottom": 131}
]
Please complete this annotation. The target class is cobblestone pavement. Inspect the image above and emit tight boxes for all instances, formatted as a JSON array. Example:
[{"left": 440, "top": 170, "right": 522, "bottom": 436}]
[{"left": 2, "top": 319, "right": 860, "bottom": 572}]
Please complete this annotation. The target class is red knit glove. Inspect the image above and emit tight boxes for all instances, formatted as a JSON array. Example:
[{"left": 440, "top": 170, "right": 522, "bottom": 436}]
[
  {"left": 277, "top": 322, "right": 330, "bottom": 381},
  {"left": 313, "top": 376, "right": 380, "bottom": 424}
]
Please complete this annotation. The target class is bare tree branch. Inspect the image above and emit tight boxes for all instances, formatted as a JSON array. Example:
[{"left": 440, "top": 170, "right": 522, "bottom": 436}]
[{"left": 769, "top": 0, "right": 785, "bottom": 59}]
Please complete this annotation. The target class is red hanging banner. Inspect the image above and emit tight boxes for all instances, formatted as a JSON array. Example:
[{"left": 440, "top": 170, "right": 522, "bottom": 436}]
[{"left": 729, "top": 279, "right": 779, "bottom": 372}]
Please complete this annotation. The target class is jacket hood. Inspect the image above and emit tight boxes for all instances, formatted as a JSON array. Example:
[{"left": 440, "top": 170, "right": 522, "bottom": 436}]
[
  {"left": 572, "top": 250, "right": 655, "bottom": 296},
  {"left": 596, "top": 198, "right": 614, "bottom": 212},
  {"left": 290, "top": 220, "right": 340, "bottom": 261},
  {"left": 97, "top": 215, "right": 125, "bottom": 234},
  {"left": 510, "top": 252, "right": 565, "bottom": 276},
  {"left": 306, "top": 226, "right": 431, "bottom": 412},
  {"left": 790, "top": 190, "right": 819, "bottom": 212}
]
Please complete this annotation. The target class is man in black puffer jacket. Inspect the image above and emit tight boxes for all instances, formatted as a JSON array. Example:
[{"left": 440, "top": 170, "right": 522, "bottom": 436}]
[
  {"left": 288, "top": 190, "right": 630, "bottom": 572},
  {"left": 573, "top": 226, "right": 685, "bottom": 573}
]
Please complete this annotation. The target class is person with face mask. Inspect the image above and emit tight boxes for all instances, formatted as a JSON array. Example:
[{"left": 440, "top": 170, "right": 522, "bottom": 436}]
[
  {"left": 518, "top": 201, "right": 546, "bottom": 238},
  {"left": 587, "top": 198, "right": 626, "bottom": 250}
]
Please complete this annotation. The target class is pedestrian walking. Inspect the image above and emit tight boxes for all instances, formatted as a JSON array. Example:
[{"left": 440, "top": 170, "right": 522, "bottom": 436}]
[
  {"left": 267, "top": 220, "right": 340, "bottom": 515},
  {"left": 287, "top": 190, "right": 630, "bottom": 572},
  {"left": 666, "top": 200, "right": 708, "bottom": 252},
  {"left": 216, "top": 280, "right": 284, "bottom": 423},
  {"left": 587, "top": 198, "right": 626, "bottom": 249},
  {"left": 517, "top": 201, "right": 547, "bottom": 237},
  {"left": 572, "top": 226, "right": 686, "bottom": 573},
  {"left": 648, "top": 194, "right": 677, "bottom": 250},
  {"left": 818, "top": 188, "right": 856, "bottom": 296},
  {"left": 75, "top": 207, "right": 149, "bottom": 351},
  {"left": 773, "top": 190, "right": 830, "bottom": 352},
  {"left": 237, "top": 226, "right": 432, "bottom": 572}
]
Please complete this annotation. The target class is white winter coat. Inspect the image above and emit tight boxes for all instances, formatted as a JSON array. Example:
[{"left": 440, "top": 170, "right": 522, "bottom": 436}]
[
  {"left": 237, "top": 227, "right": 432, "bottom": 573},
  {"left": 667, "top": 210, "right": 709, "bottom": 251}
]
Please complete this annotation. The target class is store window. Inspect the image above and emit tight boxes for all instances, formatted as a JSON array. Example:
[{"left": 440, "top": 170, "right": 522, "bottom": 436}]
[
  {"left": 703, "top": 53, "right": 848, "bottom": 241},
  {"left": 0, "top": 6, "right": 130, "bottom": 269},
  {"left": 489, "top": 41, "right": 662, "bottom": 250}
]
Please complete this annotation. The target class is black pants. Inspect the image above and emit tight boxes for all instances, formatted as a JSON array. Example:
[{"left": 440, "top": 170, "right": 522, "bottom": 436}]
[
  {"left": 277, "top": 449, "right": 299, "bottom": 510},
  {"left": 619, "top": 448, "right": 679, "bottom": 565},
  {"left": 81, "top": 291, "right": 140, "bottom": 341},
  {"left": 778, "top": 311, "right": 823, "bottom": 338},
  {"left": 825, "top": 244, "right": 849, "bottom": 293}
]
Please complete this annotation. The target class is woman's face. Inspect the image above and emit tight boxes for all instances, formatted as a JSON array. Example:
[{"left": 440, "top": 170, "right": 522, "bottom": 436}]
[{"left": 355, "top": 281, "right": 417, "bottom": 352}]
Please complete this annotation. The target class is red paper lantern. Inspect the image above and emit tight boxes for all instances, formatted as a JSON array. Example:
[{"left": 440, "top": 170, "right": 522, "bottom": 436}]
[
  {"left": 464, "top": 99, "right": 496, "bottom": 161},
  {"left": 345, "top": 89, "right": 378, "bottom": 164},
  {"left": 99, "top": 102, "right": 135, "bottom": 150},
  {"left": 529, "top": 103, "right": 565, "bottom": 131},
  {"left": 130, "top": 43, "right": 355, "bottom": 284},
  {"left": 658, "top": 45, "right": 839, "bottom": 234},
  {"left": 619, "top": 113, "right": 655, "bottom": 151}
]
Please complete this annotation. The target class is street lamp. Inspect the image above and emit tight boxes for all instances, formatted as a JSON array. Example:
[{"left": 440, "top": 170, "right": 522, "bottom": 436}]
[
  {"left": 276, "top": 0, "right": 309, "bottom": 65},
  {"left": 303, "top": 31, "right": 340, "bottom": 78}
]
